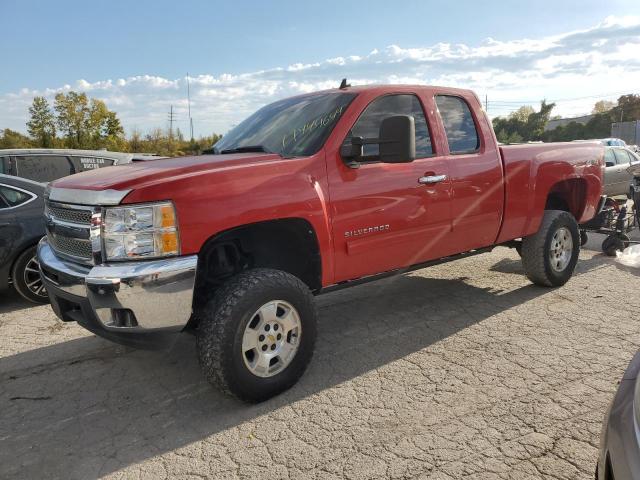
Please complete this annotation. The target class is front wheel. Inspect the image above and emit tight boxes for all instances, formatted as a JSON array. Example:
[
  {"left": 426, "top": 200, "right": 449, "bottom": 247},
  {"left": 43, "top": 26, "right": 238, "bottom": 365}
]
[
  {"left": 11, "top": 246, "right": 48, "bottom": 304},
  {"left": 520, "top": 210, "right": 580, "bottom": 287},
  {"left": 197, "top": 268, "right": 317, "bottom": 403}
]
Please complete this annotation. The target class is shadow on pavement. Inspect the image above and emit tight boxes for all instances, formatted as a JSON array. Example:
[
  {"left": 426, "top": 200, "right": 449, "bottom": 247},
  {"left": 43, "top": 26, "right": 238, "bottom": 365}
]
[
  {"left": 0, "top": 257, "right": 608, "bottom": 479},
  {"left": 0, "top": 289, "right": 42, "bottom": 314}
]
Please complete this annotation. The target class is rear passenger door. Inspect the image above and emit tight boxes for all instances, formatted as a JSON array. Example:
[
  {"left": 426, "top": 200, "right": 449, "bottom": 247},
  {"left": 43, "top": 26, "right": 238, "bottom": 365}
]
[{"left": 434, "top": 95, "right": 503, "bottom": 251}]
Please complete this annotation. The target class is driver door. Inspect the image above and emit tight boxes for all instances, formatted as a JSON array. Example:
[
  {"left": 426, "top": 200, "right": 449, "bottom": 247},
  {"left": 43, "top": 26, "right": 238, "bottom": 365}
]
[{"left": 327, "top": 93, "right": 453, "bottom": 283}]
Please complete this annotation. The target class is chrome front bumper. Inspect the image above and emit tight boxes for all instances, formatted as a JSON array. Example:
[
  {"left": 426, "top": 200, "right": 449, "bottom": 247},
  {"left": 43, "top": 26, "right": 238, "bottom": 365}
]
[{"left": 38, "top": 238, "right": 197, "bottom": 332}]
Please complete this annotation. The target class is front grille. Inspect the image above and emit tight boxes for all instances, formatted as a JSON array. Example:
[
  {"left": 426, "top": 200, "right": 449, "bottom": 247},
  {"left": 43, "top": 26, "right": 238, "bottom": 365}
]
[
  {"left": 45, "top": 200, "right": 96, "bottom": 264},
  {"left": 46, "top": 205, "right": 93, "bottom": 225},
  {"left": 49, "top": 235, "right": 93, "bottom": 260}
]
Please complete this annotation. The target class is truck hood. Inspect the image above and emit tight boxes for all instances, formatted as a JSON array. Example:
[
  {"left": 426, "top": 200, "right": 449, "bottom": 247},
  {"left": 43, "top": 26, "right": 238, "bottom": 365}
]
[{"left": 51, "top": 152, "right": 285, "bottom": 192}]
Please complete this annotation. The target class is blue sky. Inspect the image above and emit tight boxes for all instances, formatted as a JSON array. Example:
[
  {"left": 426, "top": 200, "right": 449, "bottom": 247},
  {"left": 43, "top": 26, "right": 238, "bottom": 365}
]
[{"left": 1, "top": 0, "right": 639, "bottom": 136}]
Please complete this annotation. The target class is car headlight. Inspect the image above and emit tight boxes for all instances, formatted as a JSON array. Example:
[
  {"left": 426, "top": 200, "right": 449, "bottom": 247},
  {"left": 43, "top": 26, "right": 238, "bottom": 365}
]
[{"left": 102, "top": 202, "right": 179, "bottom": 260}]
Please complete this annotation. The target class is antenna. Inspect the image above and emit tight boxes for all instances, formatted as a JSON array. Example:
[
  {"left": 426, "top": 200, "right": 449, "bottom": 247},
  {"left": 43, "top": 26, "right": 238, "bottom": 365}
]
[
  {"left": 339, "top": 78, "right": 350, "bottom": 89},
  {"left": 187, "top": 72, "right": 194, "bottom": 140}
]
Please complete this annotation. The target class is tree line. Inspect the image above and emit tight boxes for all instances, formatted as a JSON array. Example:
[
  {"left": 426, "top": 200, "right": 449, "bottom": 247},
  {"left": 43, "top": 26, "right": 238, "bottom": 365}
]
[
  {"left": 492, "top": 94, "right": 640, "bottom": 144},
  {"left": 2, "top": 91, "right": 639, "bottom": 153},
  {"left": 0, "top": 92, "right": 221, "bottom": 156}
]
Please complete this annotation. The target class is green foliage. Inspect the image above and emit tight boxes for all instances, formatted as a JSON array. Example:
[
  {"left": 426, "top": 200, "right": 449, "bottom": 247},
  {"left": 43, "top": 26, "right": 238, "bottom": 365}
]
[
  {"left": 492, "top": 100, "right": 556, "bottom": 143},
  {"left": 543, "top": 94, "right": 640, "bottom": 142},
  {"left": 27, "top": 97, "right": 56, "bottom": 147},
  {"left": 0, "top": 129, "right": 33, "bottom": 148},
  {"left": 52, "top": 91, "right": 127, "bottom": 149}
]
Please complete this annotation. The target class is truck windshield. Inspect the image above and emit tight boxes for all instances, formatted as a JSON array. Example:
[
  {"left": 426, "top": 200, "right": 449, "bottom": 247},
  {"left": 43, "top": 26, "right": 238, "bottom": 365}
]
[{"left": 213, "top": 92, "right": 357, "bottom": 158}]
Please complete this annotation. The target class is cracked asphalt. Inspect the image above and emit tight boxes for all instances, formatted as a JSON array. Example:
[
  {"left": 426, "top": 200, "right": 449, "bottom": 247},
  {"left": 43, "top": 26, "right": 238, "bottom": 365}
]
[{"left": 1, "top": 234, "right": 640, "bottom": 479}]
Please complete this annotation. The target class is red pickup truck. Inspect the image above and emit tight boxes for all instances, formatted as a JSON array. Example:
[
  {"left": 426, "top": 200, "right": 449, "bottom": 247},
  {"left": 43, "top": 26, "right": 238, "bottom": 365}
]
[{"left": 38, "top": 84, "right": 604, "bottom": 402}]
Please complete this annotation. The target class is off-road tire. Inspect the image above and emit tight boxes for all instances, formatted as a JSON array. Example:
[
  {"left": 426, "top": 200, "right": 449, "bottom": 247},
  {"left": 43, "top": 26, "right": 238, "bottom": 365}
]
[
  {"left": 11, "top": 246, "right": 48, "bottom": 304},
  {"left": 521, "top": 210, "right": 580, "bottom": 287},
  {"left": 197, "top": 268, "right": 317, "bottom": 403}
]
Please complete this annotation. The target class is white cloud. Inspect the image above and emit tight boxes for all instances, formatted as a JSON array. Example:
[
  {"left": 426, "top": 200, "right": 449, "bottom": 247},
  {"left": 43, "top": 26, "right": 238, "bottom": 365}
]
[{"left": 1, "top": 15, "right": 640, "bottom": 137}]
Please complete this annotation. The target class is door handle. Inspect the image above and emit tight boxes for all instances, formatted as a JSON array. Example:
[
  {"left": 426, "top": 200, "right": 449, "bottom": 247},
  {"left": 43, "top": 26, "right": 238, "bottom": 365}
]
[{"left": 418, "top": 174, "right": 447, "bottom": 185}]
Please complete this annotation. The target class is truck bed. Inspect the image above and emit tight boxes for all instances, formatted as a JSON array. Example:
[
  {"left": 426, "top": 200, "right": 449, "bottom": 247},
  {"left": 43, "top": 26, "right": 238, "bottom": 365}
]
[{"left": 496, "top": 142, "right": 604, "bottom": 244}]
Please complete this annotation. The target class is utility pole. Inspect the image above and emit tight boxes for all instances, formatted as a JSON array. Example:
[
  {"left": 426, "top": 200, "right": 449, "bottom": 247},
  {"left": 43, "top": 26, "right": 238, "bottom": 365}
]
[
  {"left": 168, "top": 105, "right": 176, "bottom": 139},
  {"left": 485, "top": 94, "right": 488, "bottom": 111},
  {"left": 187, "top": 72, "right": 194, "bottom": 140}
]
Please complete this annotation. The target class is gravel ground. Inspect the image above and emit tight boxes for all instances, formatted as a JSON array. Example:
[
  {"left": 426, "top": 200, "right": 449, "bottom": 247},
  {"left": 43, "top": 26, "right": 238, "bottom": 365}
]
[{"left": 1, "top": 234, "right": 639, "bottom": 480}]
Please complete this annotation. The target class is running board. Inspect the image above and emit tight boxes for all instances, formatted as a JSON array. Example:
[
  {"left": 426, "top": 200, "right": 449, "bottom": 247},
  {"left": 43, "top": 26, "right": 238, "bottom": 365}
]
[{"left": 319, "top": 247, "right": 494, "bottom": 295}]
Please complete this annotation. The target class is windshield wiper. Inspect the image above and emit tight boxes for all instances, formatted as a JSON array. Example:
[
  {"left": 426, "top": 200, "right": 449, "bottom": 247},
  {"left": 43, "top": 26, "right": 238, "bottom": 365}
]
[{"left": 218, "top": 145, "right": 275, "bottom": 155}]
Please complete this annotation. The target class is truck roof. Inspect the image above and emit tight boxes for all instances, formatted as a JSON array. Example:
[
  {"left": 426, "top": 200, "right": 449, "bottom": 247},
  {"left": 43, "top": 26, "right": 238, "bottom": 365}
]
[{"left": 294, "top": 83, "right": 478, "bottom": 99}]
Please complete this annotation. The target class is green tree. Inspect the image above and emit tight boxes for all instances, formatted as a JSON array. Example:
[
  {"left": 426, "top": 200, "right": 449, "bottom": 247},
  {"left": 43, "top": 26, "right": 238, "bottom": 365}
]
[
  {"left": 592, "top": 100, "right": 615, "bottom": 114},
  {"left": 509, "top": 106, "right": 535, "bottom": 122},
  {"left": 26, "top": 96, "right": 56, "bottom": 147},
  {"left": 0, "top": 129, "right": 33, "bottom": 149},
  {"left": 53, "top": 91, "right": 125, "bottom": 149},
  {"left": 54, "top": 91, "right": 90, "bottom": 147}
]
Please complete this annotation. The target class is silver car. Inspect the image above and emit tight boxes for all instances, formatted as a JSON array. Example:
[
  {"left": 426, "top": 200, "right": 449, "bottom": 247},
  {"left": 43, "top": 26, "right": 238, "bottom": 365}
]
[
  {"left": 603, "top": 146, "right": 640, "bottom": 197},
  {"left": 598, "top": 350, "right": 640, "bottom": 479}
]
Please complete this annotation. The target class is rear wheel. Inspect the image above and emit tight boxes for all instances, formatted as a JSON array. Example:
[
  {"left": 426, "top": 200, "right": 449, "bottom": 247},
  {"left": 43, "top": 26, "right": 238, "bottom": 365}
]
[
  {"left": 11, "top": 246, "right": 48, "bottom": 304},
  {"left": 520, "top": 210, "right": 580, "bottom": 287},
  {"left": 197, "top": 268, "right": 317, "bottom": 402}
]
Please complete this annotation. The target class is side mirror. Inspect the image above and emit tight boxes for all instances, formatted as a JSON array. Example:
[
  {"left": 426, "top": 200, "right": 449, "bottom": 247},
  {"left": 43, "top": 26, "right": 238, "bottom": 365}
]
[{"left": 378, "top": 115, "right": 416, "bottom": 163}]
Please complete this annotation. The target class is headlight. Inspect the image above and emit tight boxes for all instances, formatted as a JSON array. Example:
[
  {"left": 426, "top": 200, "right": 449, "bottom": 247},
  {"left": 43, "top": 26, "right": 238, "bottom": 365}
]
[{"left": 102, "top": 202, "right": 179, "bottom": 260}]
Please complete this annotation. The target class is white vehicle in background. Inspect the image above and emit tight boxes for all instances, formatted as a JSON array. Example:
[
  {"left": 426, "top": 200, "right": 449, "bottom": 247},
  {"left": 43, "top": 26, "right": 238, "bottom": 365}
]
[
  {"left": 0, "top": 149, "right": 165, "bottom": 183},
  {"left": 600, "top": 138, "right": 628, "bottom": 148},
  {"left": 603, "top": 146, "right": 640, "bottom": 197}
]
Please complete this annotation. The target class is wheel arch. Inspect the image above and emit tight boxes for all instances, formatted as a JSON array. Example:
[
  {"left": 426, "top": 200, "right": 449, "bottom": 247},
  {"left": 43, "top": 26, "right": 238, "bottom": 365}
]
[
  {"left": 191, "top": 218, "right": 322, "bottom": 316},
  {"left": 545, "top": 178, "right": 588, "bottom": 219}
]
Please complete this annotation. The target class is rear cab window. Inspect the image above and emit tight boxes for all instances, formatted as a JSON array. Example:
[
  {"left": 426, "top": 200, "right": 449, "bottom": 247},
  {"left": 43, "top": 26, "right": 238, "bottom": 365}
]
[
  {"left": 15, "top": 155, "right": 73, "bottom": 182},
  {"left": 435, "top": 95, "right": 480, "bottom": 154},
  {"left": 343, "top": 93, "right": 433, "bottom": 160}
]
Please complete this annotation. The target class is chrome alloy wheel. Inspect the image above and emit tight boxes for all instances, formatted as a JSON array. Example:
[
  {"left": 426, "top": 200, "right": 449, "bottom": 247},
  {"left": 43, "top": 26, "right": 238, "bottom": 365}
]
[
  {"left": 549, "top": 227, "right": 573, "bottom": 272},
  {"left": 24, "top": 255, "right": 47, "bottom": 298},
  {"left": 242, "top": 300, "right": 301, "bottom": 378}
]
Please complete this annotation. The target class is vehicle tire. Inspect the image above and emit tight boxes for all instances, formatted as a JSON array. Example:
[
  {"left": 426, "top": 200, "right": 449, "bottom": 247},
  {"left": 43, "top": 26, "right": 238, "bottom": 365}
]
[
  {"left": 580, "top": 230, "right": 588, "bottom": 246},
  {"left": 11, "top": 246, "right": 48, "bottom": 304},
  {"left": 520, "top": 210, "right": 580, "bottom": 287},
  {"left": 602, "top": 234, "right": 629, "bottom": 257},
  {"left": 197, "top": 268, "right": 317, "bottom": 403}
]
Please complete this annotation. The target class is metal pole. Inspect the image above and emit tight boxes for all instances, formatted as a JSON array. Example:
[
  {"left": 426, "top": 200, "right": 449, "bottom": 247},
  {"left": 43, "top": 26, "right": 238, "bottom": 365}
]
[{"left": 187, "top": 73, "right": 193, "bottom": 140}]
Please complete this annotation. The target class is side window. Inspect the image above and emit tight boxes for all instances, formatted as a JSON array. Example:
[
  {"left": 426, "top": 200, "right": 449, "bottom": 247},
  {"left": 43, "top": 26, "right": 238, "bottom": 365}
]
[
  {"left": 69, "top": 156, "right": 116, "bottom": 173},
  {"left": 344, "top": 94, "right": 433, "bottom": 159},
  {"left": 604, "top": 149, "right": 616, "bottom": 167},
  {"left": 435, "top": 95, "right": 480, "bottom": 154},
  {"left": 15, "top": 155, "right": 72, "bottom": 182},
  {"left": 0, "top": 157, "right": 7, "bottom": 174},
  {"left": 613, "top": 149, "right": 631, "bottom": 165},
  {"left": 0, "top": 185, "right": 33, "bottom": 208}
]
